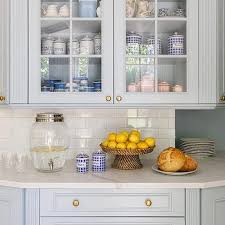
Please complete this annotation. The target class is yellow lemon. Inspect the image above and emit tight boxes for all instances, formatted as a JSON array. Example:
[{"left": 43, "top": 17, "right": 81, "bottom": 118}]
[
  {"left": 129, "top": 134, "right": 140, "bottom": 144},
  {"left": 108, "top": 133, "right": 117, "bottom": 141},
  {"left": 127, "top": 142, "right": 137, "bottom": 150},
  {"left": 116, "top": 133, "right": 128, "bottom": 143},
  {"left": 108, "top": 141, "right": 117, "bottom": 149},
  {"left": 130, "top": 130, "right": 141, "bottom": 138},
  {"left": 137, "top": 141, "right": 149, "bottom": 149},
  {"left": 145, "top": 137, "right": 156, "bottom": 147},
  {"left": 120, "top": 130, "right": 129, "bottom": 138},
  {"left": 101, "top": 140, "right": 109, "bottom": 147},
  {"left": 116, "top": 143, "right": 126, "bottom": 150}
]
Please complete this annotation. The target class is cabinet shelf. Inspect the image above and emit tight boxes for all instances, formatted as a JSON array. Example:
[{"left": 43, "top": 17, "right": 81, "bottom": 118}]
[
  {"left": 126, "top": 18, "right": 155, "bottom": 22},
  {"left": 72, "top": 55, "right": 102, "bottom": 58},
  {"left": 41, "top": 17, "right": 70, "bottom": 21},
  {"left": 157, "top": 17, "right": 187, "bottom": 22},
  {"left": 72, "top": 18, "right": 101, "bottom": 21},
  {"left": 41, "top": 55, "right": 70, "bottom": 58},
  {"left": 126, "top": 55, "right": 187, "bottom": 59}
]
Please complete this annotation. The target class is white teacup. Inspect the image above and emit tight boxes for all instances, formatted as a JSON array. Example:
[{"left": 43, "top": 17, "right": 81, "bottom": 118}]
[
  {"left": 59, "top": 4, "right": 70, "bottom": 17},
  {"left": 44, "top": 4, "right": 58, "bottom": 17}
]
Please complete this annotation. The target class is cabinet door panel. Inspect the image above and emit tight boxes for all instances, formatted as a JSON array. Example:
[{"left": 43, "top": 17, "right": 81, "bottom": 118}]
[
  {"left": 114, "top": 0, "right": 198, "bottom": 104},
  {"left": 40, "top": 188, "right": 185, "bottom": 217},
  {"left": 41, "top": 217, "right": 185, "bottom": 225},
  {"left": 29, "top": 0, "right": 113, "bottom": 104},
  {"left": 202, "top": 187, "right": 225, "bottom": 225},
  {"left": 0, "top": 0, "right": 9, "bottom": 104},
  {"left": 0, "top": 187, "right": 24, "bottom": 225}
]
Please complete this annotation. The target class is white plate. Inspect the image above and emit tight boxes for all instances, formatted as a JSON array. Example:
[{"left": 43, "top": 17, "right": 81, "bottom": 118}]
[{"left": 152, "top": 164, "right": 198, "bottom": 176}]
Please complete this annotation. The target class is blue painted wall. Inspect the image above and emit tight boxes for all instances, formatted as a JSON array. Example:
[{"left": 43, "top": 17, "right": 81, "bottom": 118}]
[{"left": 176, "top": 109, "right": 225, "bottom": 151}]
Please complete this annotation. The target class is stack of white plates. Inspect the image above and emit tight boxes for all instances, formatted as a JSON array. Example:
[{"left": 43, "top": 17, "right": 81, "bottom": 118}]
[{"left": 176, "top": 138, "right": 216, "bottom": 158}]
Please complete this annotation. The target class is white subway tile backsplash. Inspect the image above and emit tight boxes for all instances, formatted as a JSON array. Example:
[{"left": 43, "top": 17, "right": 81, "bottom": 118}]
[
  {"left": 150, "top": 118, "right": 169, "bottom": 129},
  {"left": 127, "top": 118, "right": 147, "bottom": 128},
  {"left": 0, "top": 108, "right": 175, "bottom": 159}
]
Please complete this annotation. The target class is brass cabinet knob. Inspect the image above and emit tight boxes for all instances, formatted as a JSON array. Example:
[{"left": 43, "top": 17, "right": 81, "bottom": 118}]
[
  {"left": 220, "top": 95, "right": 225, "bottom": 102},
  {"left": 106, "top": 96, "right": 112, "bottom": 102},
  {"left": 72, "top": 200, "right": 79, "bottom": 207},
  {"left": 116, "top": 96, "right": 122, "bottom": 102},
  {"left": 0, "top": 96, "right": 6, "bottom": 102},
  {"left": 145, "top": 199, "right": 152, "bottom": 207}
]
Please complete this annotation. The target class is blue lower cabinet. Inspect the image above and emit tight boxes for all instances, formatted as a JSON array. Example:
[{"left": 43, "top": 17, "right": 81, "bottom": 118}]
[
  {"left": 40, "top": 217, "right": 185, "bottom": 225},
  {"left": 0, "top": 187, "right": 24, "bottom": 225}
]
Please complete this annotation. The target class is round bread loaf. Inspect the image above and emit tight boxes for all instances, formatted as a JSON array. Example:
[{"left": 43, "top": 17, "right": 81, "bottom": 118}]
[
  {"left": 157, "top": 147, "right": 186, "bottom": 172},
  {"left": 179, "top": 155, "right": 198, "bottom": 172}
]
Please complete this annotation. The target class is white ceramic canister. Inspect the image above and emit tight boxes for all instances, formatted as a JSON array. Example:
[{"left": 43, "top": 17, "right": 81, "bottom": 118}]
[
  {"left": 80, "top": 36, "right": 94, "bottom": 55},
  {"left": 94, "top": 34, "right": 101, "bottom": 54},
  {"left": 67, "top": 39, "right": 80, "bottom": 55},
  {"left": 54, "top": 39, "right": 66, "bottom": 55},
  {"left": 42, "top": 37, "right": 54, "bottom": 55}
]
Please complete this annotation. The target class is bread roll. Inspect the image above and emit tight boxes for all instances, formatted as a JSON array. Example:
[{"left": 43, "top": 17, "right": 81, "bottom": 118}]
[
  {"left": 179, "top": 155, "right": 198, "bottom": 172},
  {"left": 157, "top": 147, "right": 186, "bottom": 172}
]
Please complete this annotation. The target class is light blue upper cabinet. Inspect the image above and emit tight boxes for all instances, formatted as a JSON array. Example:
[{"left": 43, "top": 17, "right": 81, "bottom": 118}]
[
  {"left": 114, "top": 0, "right": 199, "bottom": 104},
  {"left": 29, "top": 0, "right": 113, "bottom": 104},
  {"left": 0, "top": 187, "right": 24, "bottom": 225},
  {"left": 202, "top": 187, "right": 225, "bottom": 225},
  {"left": 7, "top": 0, "right": 223, "bottom": 106},
  {"left": 0, "top": 0, "right": 9, "bottom": 105}
]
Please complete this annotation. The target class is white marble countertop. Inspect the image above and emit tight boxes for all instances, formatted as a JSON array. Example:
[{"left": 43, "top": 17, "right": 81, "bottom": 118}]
[{"left": 1, "top": 154, "right": 225, "bottom": 189}]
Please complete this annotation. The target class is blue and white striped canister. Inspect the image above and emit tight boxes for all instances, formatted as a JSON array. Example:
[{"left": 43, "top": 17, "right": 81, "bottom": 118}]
[
  {"left": 76, "top": 153, "right": 89, "bottom": 173},
  {"left": 92, "top": 150, "right": 106, "bottom": 173}
]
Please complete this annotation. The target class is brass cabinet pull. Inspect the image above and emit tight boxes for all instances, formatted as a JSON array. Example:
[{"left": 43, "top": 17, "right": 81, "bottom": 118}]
[
  {"left": 116, "top": 96, "right": 122, "bottom": 102},
  {"left": 106, "top": 96, "right": 112, "bottom": 102},
  {"left": 145, "top": 199, "right": 152, "bottom": 207},
  {"left": 220, "top": 95, "right": 225, "bottom": 102},
  {"left": 0, "top": 96, "right": 6, "bottom": 102},
  {"left": 72, "top": 200, "right": 79, "bottom": 207}
]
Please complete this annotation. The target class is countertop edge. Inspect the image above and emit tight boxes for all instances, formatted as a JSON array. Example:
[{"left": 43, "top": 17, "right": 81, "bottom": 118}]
[{"left": 0, "top": 180, "right": 224, "bottom": 189}]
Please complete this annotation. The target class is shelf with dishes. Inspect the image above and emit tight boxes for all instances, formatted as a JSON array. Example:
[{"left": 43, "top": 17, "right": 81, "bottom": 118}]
[
  {"left": 41, "top": 0, "right": 102, "bottom": 18},
  {"left": 41, "top": 56, "right": 102, "bottom": 93},
  {"left": 126, "top": 56, "right": 186, "bottom": 93},
  {"left": 126, "top": 0, "right": 186, "bottom": 19}
]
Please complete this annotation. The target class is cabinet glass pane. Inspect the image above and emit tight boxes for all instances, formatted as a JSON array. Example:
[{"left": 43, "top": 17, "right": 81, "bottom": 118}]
[
  {"left": 73, "top": 0, "right": 102, "bottom": 18},
  {"left": 39, "top": 0, "right": 103, "bottom": 94},
  {"left": 125, "top": 0, "right": 187, "bottom": 94},
  {"left": 158, "top": 0, "right": 186, "bottom": 18},
  {"left": 41, "top": 0, "right": 70, "bottom": 18},
  {"left": 126, "top": 57, "right": 155, "bottom": 92},
  {"left": 126, "top": 0, "right": 155, "bottom": 18},
  {"left": 72, "top": 57, "right": 102, "bottom": 92},
  {"left": 41, "top": 57, "right": 70, "bottom": 92},
  {"left": 158, "top": 58, "right": 186, "bottom": 92}
]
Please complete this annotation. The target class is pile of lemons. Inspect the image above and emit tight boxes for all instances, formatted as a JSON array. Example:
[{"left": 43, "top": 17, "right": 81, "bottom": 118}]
[{"left": 101, "top": 130, "right": 156, "bottom": 150}]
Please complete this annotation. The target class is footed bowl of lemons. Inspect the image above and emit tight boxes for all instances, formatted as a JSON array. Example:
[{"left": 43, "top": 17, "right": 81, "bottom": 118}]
[{"left": 100, "top": 130, "right": 156, "bottom": 170}]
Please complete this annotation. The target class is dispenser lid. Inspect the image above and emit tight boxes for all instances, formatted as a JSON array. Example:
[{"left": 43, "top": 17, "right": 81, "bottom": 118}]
[{"left": 36, "top": 113, "right": 64, "bottom": 122}]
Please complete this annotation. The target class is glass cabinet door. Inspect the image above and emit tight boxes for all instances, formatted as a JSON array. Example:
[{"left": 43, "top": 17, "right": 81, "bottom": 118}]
[
  {"left": 114, "top": 0, "right": 198, "bottom": 104},
  {"left": 29, "top": 0, "right": 113, "bottom": 104}
]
